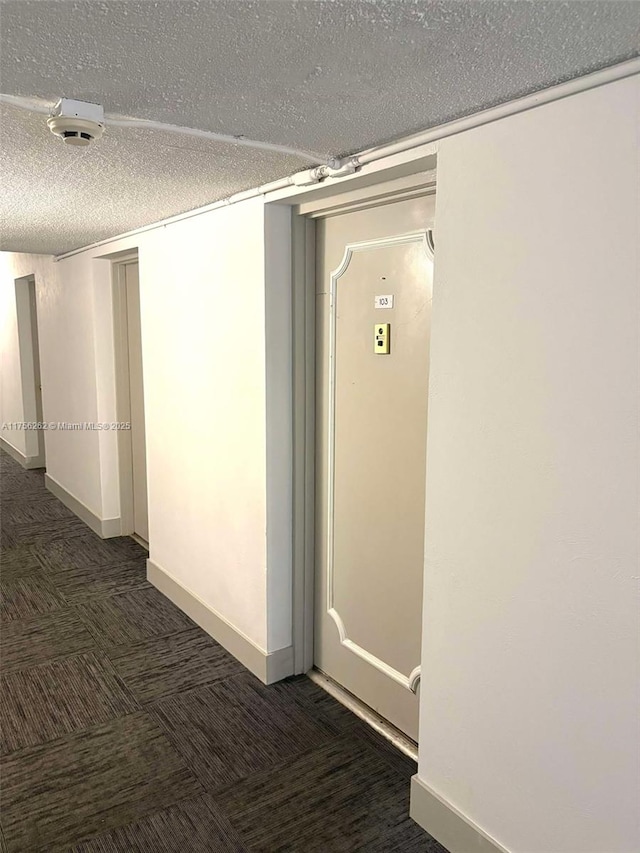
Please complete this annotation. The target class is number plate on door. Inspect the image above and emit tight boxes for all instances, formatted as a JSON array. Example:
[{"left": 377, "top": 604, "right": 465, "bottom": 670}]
[{"left": 374, "top": 295, "right": 394, "bottom": 309}]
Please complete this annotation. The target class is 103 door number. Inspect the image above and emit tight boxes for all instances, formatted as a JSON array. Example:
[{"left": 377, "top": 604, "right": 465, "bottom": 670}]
[{"left": 374, "top": 295, "right": 394, "bottom": 309}]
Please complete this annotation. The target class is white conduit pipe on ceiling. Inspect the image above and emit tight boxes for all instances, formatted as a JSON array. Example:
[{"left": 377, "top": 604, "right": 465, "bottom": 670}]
[
  {"left": 105, "top": 116, "right": 325, "bottom": 163},
  {"left": 2, "top": 56, "right": 638, "bottom": 261},
  {"left": 0, "top": 93, "right": 326, "bottom": 164}
]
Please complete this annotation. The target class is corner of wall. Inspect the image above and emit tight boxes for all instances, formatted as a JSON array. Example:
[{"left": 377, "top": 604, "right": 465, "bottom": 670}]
[{"left": 264, "top": 204, "right": 294, "bottom": 654}]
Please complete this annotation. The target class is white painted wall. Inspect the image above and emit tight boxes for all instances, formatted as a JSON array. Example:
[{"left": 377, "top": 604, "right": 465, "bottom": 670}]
[
  {"left": 264, "top": 204, "right": 294, "bottom": 652},
  {"left": 418, "top": 75, "right": 639, "bottom": 853},
  {"left": 133, "top": 200, "right": 271, "bottom": 650},
  {"left": 45, "top": 252, "right": 108, "bottom": 512}
]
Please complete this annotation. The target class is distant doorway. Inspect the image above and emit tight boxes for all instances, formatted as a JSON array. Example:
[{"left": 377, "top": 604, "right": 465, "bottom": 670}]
[
  {"left": 14, "top": 274, "right": 45, "bottom": 468},
  {"left": 113, "top": 255, "right": 149, "bottom": 547}
]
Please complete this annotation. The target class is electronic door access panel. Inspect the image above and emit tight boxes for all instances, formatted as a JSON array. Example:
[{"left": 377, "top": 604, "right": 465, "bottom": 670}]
[{"left": 374, "top": 323, "right": 390, "bottom": 354}]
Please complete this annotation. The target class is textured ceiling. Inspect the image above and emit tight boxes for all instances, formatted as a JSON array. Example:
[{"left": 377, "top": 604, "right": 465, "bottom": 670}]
[{"left": 1, "top": 0, "right": 639, "bottom": 255}]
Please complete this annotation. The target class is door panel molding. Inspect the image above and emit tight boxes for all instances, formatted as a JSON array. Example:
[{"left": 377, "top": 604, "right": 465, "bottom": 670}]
[
  {"left": 328, "top": 608, "right": 422, "bottom": 692},
  {"left": 325, "top": 231, "right": 431, "bottom": 694}
]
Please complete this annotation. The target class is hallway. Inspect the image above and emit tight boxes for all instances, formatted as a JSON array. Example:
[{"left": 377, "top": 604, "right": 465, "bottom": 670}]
[{"left": 0, "top": 448, "right": 444, "bottom": 852}]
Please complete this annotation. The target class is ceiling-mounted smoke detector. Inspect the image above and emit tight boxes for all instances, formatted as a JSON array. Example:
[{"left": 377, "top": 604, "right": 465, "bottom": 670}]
[{"left": 47, "top": 98, "right": 105, "bottom": 146}]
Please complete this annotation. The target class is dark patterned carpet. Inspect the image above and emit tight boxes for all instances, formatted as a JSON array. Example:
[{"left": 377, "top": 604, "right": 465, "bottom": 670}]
[{"left": 0, "top": 449, "right": 447, "bottom": 853}]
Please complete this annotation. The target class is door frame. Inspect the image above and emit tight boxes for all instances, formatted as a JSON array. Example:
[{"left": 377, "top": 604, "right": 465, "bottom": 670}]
[
  {"left": 291, "top": 213, "right": 317, "bottom": 674},
  {"left": 111, "top": 252, "right": 142, "bottom": 539},
  {"left": 289, "top": 170, "right": 437, "bottom": 676}
]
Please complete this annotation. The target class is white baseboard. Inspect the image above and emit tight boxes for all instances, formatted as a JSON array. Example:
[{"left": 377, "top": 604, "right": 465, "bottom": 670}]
[
  {"left": 0, "top": 436, "right": 45, "bottom": 469},
  {"left": 44, "top": 473, "right": 121, "bottom": 539},
  {"left": 147, "top": 558, "right": 294, "bottom": 685},
  {"left": 410, "top": 776, "right": 509, "bottom": 853}
]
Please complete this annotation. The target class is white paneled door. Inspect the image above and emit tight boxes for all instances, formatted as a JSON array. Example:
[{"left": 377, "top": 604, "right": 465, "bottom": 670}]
[{"left": 314, "top": 194, "right": 435, "bottom": 741}]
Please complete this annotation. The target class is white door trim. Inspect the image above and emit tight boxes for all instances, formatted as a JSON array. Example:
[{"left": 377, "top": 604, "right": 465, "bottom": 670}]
[{"left": 291, "top": 214, "right": 317, "bottom": 674}]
